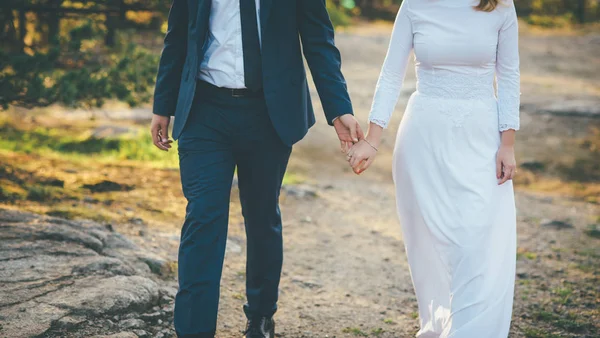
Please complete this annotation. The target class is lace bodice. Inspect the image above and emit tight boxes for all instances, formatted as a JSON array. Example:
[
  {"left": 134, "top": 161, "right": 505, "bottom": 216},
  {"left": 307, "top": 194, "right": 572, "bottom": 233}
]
[{"left": 369, "top": 0, "right": 521, "bottom": 132}]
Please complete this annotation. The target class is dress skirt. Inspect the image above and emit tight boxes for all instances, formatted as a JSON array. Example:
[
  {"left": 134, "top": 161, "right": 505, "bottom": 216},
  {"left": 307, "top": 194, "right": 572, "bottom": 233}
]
[{"left": 393, "top": 92, "right": 517, "bottom": 337}]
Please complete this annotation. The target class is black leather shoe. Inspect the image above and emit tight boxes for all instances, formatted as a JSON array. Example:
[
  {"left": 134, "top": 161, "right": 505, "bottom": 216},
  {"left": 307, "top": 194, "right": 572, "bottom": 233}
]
[{"left": 243, "top": 316, "right": 275, "bottom": 338}]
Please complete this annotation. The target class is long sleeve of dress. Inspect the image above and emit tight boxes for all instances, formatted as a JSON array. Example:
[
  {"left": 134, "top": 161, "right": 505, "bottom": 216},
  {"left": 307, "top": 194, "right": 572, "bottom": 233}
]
[
  {"left": 496, "top": 1, "right": 521, "bottom": 131},
  {"left": 368, "top": 0, "right": 414, "bottom": 128}
]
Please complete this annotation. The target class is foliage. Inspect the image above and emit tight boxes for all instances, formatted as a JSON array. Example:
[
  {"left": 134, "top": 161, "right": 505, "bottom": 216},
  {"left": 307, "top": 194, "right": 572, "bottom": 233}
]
[
  {"left": 0, "top": 30, "right": 158, "bottom": 109},
  {"left": 327, "top": 2, "right": 353, "bottom": 27},
  {"left": 1, "top": 0, "right": 598, "bottom": 110}
]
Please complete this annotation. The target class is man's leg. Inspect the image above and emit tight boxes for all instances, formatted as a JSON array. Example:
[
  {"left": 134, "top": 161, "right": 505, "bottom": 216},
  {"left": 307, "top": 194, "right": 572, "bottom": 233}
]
[
  {"left": 175, "top": 95, "right": 236, "bottom": 337},
  {"left": 233, "top": 98, "right": 292, "bottom": 319}
]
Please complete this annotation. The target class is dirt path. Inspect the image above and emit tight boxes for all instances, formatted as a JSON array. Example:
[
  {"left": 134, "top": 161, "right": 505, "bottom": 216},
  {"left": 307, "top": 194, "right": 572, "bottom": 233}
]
[
  {"left": 159, "top": 26, "right": 600, "bottom": 337},
  {"left": 1, "top": 24, "right": 598, "bottom": 338}
]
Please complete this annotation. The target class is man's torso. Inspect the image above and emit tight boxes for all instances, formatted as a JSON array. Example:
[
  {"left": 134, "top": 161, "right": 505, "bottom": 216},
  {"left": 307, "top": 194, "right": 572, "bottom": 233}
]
[{"left": 198, "top": 0, "right": 261, "bottom": 89}]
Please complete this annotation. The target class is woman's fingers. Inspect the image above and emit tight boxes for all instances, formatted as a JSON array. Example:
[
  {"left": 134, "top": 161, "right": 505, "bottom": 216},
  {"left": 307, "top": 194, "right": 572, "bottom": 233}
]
[
  {"left": 498, "top": 164, "right": 516, "bottom": 185},
  {"left": 356, "top": 157, "right": 373, "bottom": 174},
  {"left": 350, "top": 154, "right": 361, "bottom": 168},
  {"left": 496, "top": 157, "right": 503, "bottom": 179}
]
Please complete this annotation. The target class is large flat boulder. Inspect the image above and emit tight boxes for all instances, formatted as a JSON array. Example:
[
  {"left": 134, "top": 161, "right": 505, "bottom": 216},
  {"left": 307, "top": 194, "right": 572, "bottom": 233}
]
[{"left": 0, "top": 209, "right": 177, "bottom": 338}]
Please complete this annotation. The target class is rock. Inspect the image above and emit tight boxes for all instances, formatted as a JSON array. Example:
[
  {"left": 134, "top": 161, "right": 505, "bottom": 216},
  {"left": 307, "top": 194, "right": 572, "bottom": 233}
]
[
  {"left": 130, "top": 217, "right": 145, "bottom": 225},
  {"left": 291, "top": 277, "right": 323, "bottom": 289},
  {"left": 138, "top": 254, "right": 168, "bottom": 275},
  {"left": 538, "top": 100, "right": 600, "bottom": 118},
  {"left": 40, "top": 276, "right": 159, "bottom": 316},
  {"left": 120, "top": 318, "right": 146, "bottom": 329},
  {"left": 520, "top": 160, "right": 546, "bottom": 172},
  {"left": 91, "top": 125, "right": 136, "bottom": 139},
  {"left": 159, "top": 286, "right": 178, "bottom": 300},
  {"left": 92, "top": 332, "right": 139, "bottom": 338},
  {"left": 226, "top": 238, "right": 242, "bottom": 254},
  {"left": 54, "top": 315, "right": 87, "bottom": 329},
  {"left": 82, "top": 180, "right": 134, "bottom": 193},
  {"left": 541, "top": 219, "right": 574, "bottom": 229},
  {"left": 0, "top": 209, "right": 168, "bottom": 338},
  {"left": 140, "top": 311, "right": 162, "bottom": 322},
  {"left": 133, "top": 329, "right": 150, "bottom": 337},
  {"left": 283, "top": 185, "right": 318, "bottom": 199},
  {"left": 160, "top": 296, "right": 174, "bottom": 305},
  {"left": 83, "top": 196, "right": 98, "bottom": 203}
]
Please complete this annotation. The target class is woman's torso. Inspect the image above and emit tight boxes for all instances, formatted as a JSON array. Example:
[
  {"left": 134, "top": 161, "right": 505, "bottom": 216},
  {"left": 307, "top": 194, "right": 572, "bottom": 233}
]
[{"left": 408, "top": 0, "right": 509, "bottom": 100}]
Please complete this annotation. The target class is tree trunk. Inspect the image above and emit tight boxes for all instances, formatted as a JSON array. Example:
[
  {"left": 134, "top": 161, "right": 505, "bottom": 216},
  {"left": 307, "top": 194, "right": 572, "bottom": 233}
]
[
  {"left": 105, "top": 11, "right": 116, "bottom": 46},
  {"left": 47, "top": 0, "right": 63, "bottom": 45},
  {"left": 19, "top": 9, "right": 26, "bottom": 52},
  {"left": 576, "top": 0, "right": 586, "bottom": 23}
]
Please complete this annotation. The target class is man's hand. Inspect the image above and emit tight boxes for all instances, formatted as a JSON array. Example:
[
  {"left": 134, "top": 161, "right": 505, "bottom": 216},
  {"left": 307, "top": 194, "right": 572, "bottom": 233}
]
[
  {"left": 150, "top": 114, "right": 173, "bottom": 151},
  {"left": 333, "top": 114, "right": 364, "bottom": 153}
]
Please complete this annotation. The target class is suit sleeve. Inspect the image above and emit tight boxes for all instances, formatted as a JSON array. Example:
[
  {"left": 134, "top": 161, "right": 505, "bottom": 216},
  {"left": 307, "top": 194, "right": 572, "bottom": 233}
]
[
  {"left": 297, "top": 0, "right": 353, "bottom": 125},
  {"left": 153, "top": 0, "right": 188, "bottom": 117}
]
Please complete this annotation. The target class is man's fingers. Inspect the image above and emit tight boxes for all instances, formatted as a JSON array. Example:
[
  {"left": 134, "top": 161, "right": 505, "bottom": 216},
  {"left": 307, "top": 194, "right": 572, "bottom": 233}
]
[
  {"left": 342, "top": 141, "right": 353, "bottom": 154},
  {"left": 152, "top": 125, "right": 170, "bottom": 151},
  {"left": 160, "top": 125, "right": 171, "bottom": 143},
  {"left": 356, "top": 123, "right": 365, "bottom": 141},
  {"left": 151, "top": 124, "right": 162, "bottom": 149},
  {"left": 349, "top": 123, "right": 358, "bottom": 143}
]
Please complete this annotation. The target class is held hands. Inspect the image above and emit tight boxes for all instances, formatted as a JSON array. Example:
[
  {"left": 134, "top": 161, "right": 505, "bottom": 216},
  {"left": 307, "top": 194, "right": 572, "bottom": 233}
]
[
  {"left": 347, "top": 139, "right": 378, "bottom": 174},
  {"left": 150, "top": 114, "right": 173, "bottom": 151},
  {"left": 345, "top": 122, "right": 384, "bottom": 175},
  {"left": 333, "top": 114, "right": 364, "bottom": 153}
]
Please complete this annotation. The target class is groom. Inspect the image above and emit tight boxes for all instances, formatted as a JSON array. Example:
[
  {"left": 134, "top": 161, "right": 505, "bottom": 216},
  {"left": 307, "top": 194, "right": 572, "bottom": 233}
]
[{"left": 150, "top": 0, "right": 361, "bottom": 337}]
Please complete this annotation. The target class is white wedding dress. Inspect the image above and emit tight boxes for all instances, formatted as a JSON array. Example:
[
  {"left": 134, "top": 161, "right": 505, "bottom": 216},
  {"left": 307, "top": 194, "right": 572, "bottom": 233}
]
[{"left": 369, "top": 0, "right": 520, "bottom": 337}]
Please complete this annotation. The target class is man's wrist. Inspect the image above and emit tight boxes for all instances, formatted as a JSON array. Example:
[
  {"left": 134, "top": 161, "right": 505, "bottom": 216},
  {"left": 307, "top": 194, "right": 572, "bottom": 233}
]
[{"left": 331, "top": 113, "right": 352, "bottom": 124}]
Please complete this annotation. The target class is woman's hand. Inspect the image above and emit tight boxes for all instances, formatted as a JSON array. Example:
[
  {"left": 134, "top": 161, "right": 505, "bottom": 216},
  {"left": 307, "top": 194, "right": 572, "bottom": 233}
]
[
  {"left": 347, "top": 122, "right": 384, "bottom": 175},
  {"left": 496, "top": 144, "right": 516, "bottom": 185},
  {"left": 347, "top": 140, "right": 378, "bottom": 174},
  {"left": 347, "top": 139, "right": 378, "bottom": 175}
]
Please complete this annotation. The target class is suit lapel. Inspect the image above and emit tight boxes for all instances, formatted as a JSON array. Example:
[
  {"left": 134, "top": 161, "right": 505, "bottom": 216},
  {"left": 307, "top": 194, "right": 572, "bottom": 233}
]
[{"left": 188, "top": 0, "right": 210, "bottom": 36}]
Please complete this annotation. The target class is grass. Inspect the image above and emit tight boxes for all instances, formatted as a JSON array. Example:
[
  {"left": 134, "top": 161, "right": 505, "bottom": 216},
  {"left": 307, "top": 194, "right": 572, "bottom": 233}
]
[
  {"left": 532, "top": 309, "right": 596, "bottom": 334},
  {"left": 0, "top": 114, "right": 306, "bottom": 227},
  {"left": 0, "top": 118, "right": 180, "bottom": 168},
  {"left": 371, "top": 328, "right": 384, "bottom": 336},
  {"left": 514, "top": 127, "right": 600, "bottom": 200},
  {"left": 522, "top": 327, "right": 562, "bottom": 338},
  {"left": 342, "top": 327, "right": 368, "bottom": 336},
  {"left": 517, "top": 248, "right": 538, "bottom": 261},
  {"left": 585, "top": 224, "right": 600, "bottom": 239}
]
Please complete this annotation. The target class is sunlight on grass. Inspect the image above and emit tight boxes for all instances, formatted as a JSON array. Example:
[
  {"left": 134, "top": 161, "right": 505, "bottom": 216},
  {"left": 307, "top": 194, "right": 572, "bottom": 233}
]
[{"left": 0, "top": 119, "right": 179, "bottom": 168}]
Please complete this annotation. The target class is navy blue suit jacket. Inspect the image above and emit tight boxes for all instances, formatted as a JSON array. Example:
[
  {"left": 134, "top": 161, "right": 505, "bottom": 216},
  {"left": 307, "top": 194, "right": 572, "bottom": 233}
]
[{"left": 153, "top": 0, "right": 353, "bottom": 146}]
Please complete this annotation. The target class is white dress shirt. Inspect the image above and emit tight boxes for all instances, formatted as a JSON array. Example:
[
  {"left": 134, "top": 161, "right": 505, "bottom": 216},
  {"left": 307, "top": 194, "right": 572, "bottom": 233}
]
[{"left": 198, "top": 0, "right": 262, "bottom": 89}]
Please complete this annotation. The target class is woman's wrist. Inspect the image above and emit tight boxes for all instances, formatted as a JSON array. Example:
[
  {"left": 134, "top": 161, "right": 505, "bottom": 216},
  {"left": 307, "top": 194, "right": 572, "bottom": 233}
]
[
  {"left": 366, "top": 122, "right": 384, "bottom": 148},
  {"left": 500, "top": 129, "right": 516, "bottom": 147}
]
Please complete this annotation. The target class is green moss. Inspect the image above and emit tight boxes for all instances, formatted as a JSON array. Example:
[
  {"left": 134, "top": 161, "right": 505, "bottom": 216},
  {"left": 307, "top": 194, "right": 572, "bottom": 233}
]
[{"left": 342, "top": 327, "right": 368, "bottom": 336}]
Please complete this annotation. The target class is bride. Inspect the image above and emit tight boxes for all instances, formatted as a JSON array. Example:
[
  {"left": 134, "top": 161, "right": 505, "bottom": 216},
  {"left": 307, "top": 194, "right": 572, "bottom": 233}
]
[{"left": 347, "top": 0, "right": 520, "bottom": 336}]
